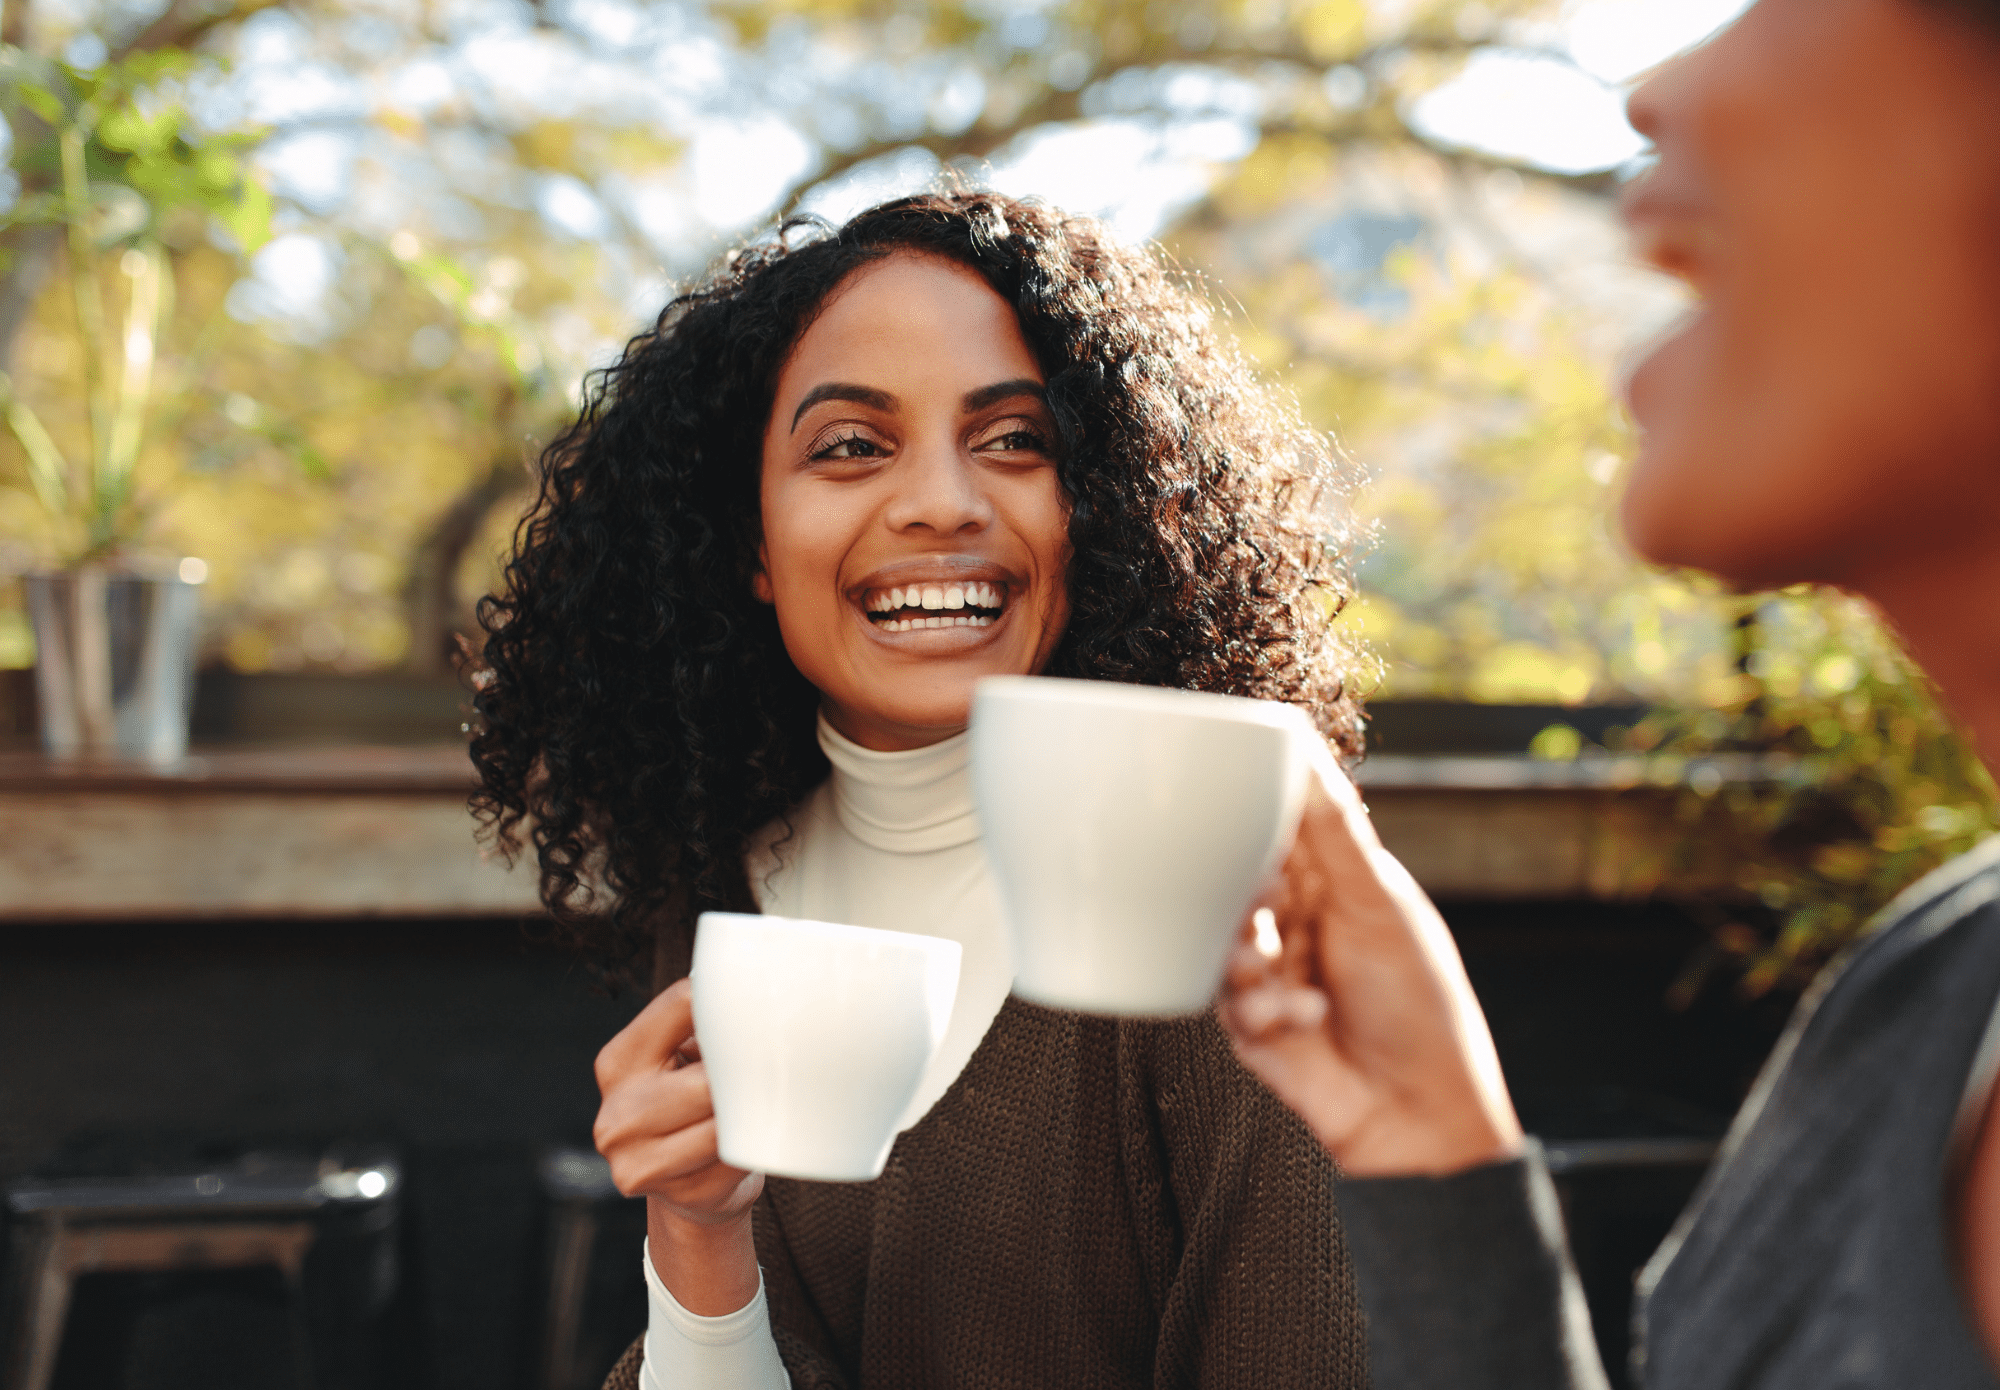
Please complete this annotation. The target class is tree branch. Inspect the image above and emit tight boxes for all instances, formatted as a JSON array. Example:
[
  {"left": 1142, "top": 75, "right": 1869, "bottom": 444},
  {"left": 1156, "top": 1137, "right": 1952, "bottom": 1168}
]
[
  {"left": 2, "top": 0, "right": 31, "bottom": 50},
  {"left": 403, "top": 451, "right": 531, "bottom": 677},
  {"left": 114, "top": 0, "right": 283, "bottom": 60},
  {"left": 783, "top": 30, "right": 1620, "bottom": 215}
]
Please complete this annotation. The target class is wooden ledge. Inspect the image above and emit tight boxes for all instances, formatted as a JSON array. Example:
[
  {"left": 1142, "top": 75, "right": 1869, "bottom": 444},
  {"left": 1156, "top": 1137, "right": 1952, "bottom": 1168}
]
[
  {"left": 0, "top": 746, "right": 527, "bottom": 920},
  {"left": 0, "top": 748, "right": 1742, "bottom": 921},
  {"left": 0, "top": 745, "right": 479, "bottom": 796}
]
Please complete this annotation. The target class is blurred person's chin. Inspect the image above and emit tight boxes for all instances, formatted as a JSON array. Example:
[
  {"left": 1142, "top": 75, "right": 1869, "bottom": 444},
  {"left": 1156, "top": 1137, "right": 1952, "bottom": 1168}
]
[
  {"left": 1617, "top": 308, "right": 1843, "bottom": 592},
  {"left": 1619, "top": 299, "right": 2000, "bottom": 598}
]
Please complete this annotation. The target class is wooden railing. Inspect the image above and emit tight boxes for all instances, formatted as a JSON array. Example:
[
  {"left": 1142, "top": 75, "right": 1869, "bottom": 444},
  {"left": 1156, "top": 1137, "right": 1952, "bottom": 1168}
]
[{"left": 0, "top": 747, "right": 1754, "bottom": 920}]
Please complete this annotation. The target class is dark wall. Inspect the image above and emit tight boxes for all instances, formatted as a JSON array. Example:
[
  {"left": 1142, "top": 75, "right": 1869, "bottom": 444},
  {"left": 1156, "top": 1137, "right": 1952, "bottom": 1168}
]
[
  {"left": 0, "top": 903, "right": 1791, "bottom": 1389},
  {"left": 1449, "top": 899, "right": 1792, "bottom": 1132},
  {"left": 0, "top": 919, "right": 643, "bottom": 1390}
]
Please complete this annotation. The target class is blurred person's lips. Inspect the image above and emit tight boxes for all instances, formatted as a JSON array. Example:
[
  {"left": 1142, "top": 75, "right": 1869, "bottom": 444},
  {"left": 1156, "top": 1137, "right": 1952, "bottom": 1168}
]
[
  {"left": 1622, "top": 169, "right": 1718, "bottom": 295},
  {"left": 1620, "top": 166, "right": 1721, "bottom": 431}
]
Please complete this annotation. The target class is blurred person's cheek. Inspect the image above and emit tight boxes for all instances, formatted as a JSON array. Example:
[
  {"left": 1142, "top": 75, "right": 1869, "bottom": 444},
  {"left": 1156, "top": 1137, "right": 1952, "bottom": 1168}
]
[{"left": 1620, "top": 0, "right": 2000, "bottom": 593}]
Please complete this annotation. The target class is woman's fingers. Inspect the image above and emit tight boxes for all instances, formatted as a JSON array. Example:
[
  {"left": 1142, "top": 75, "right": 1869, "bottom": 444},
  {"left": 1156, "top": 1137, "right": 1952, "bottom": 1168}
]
[
  {"left": 595, "top": 977, "right": 697, "bottom": 1088},
  {"left": 604, "top": 1118, "right": 733, "bottom": 1197},
  {"left": 1221, "top": 980, "right": 1330, "bottom": 1042},
  {"left": 1225, "top": 932, "right": 1278, "bottom": 990},
  {"left": 594, "top": 1059, "right": 717, "bottom": 1157}
]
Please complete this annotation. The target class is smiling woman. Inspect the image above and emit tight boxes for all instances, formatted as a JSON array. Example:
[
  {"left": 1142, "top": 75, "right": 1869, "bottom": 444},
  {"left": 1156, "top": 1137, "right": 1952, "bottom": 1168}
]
[
  {"left": 752, "top": 255, "right": 1073, "bottom": 751},
  {"left": 470, "top": 191, "right": 1371, "bottom": 1389}
]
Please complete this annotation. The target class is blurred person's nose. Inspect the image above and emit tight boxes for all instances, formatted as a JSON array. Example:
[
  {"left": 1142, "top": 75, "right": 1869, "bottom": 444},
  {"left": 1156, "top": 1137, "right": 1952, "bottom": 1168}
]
[
  {"left": 1625, "top": 6, "right": 1742, "bottom": 150},
  {"left": 1625, "top": 51, "right": 1681, "bottom": 145}
]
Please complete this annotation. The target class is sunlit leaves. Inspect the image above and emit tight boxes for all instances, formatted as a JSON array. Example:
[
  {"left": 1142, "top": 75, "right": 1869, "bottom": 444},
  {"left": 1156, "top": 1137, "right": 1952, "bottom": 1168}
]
[
  {"left": 2, "top": 47, "right": 271, "bottom": 252},
  {"left": 1626, "top": 593, "right": 2000, "bottom": 1000},
  {"left": 1296, "top": 0, "right": 1368, "bottom": 63}
]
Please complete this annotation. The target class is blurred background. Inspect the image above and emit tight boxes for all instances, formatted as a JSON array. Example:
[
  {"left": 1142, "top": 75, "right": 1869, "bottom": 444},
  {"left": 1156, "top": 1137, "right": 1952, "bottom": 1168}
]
[
  {"left": 4, "top": 0, "right": 1725, "bottom": 692},
  {"left": 2, "top": 1, "right": 1996, "bottom": 1387}
]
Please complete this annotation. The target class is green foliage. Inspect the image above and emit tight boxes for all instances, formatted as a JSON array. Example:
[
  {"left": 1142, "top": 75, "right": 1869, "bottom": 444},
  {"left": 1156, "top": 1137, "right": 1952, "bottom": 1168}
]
[
  {"left": 0, "top": 43, "right": 277, "bottom": 564},
  {"left": 1604, "top": 593, "right": 1998, "bottom": 1000},
  {"left": 1172, "top": 144, "right": 1723, "bottom": 708},
  {"left": 1, "top": 48, "right": 271, "bottom": 253}
]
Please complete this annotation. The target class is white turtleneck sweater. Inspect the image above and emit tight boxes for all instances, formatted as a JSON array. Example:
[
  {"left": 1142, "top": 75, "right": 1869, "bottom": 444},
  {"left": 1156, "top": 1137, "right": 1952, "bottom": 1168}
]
[{"left": 640, "top": 716, "right": 1011, "bottom": 1390}]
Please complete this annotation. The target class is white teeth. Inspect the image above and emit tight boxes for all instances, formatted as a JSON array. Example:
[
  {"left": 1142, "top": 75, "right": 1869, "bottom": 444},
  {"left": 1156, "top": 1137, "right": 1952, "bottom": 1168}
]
[
  {"left": 866, "top": 581, "right": 1008, "bottom": 623},
  {"left": 877, "top": 615, "right": 995, "bottom": 632}
]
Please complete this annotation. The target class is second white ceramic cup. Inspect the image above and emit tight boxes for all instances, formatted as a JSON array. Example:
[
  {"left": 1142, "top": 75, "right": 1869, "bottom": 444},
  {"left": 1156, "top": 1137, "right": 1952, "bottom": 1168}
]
[
  {"left": 970, "top": 676, "right": 1315, "bottom": 1016},
  {"left": 691, "top": 912, "right": 961, "bottom": 1182}
]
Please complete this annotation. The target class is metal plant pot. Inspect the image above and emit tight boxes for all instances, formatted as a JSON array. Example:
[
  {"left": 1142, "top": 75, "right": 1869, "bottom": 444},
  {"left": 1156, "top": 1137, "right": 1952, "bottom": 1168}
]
[{"left": 25, "top": 568, "right": 202, "bottom": 763}]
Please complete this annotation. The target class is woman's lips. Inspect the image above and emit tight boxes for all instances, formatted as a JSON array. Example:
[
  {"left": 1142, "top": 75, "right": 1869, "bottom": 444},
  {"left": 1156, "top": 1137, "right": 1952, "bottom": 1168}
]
[
  {"left": 850, "top": 558, "right": 1018, "bottom": 637},
  {"left": 865, "top": 580, "right": 1006, "bottom": 630},
  {"left": 1622, "top": 170, "right": 1719, "bottom": 294}
]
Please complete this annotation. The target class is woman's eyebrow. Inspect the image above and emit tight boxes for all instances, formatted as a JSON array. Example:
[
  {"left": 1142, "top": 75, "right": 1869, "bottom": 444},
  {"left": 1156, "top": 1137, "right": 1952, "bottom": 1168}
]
[
  {"left": 791, "top": 383, "right": 897, "bottom": 432},
  {"left": 962, "top": 379, "right": 1046, "bottom": 413}
]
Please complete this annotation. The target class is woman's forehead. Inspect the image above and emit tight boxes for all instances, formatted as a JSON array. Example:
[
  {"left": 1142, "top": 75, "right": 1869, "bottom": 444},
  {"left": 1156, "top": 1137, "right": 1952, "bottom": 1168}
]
[{"left": 775, "top": 253, "right": 1041, "bottom": 409}]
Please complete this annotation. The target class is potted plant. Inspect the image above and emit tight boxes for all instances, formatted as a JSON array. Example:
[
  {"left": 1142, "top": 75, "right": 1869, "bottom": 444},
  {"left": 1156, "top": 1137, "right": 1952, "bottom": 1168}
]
[{"left": 0, "top": 47, "right": 270, "bottom": 761}]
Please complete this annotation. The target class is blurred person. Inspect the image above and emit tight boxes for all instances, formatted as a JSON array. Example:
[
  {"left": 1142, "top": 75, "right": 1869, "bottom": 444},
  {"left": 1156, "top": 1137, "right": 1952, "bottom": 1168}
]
[
  {"left": 471, "top": 192, "right": 1374, "bottom": 1388},
  {"left": 1219, "top": 0, "right": 2000, "bottom": 1386}
]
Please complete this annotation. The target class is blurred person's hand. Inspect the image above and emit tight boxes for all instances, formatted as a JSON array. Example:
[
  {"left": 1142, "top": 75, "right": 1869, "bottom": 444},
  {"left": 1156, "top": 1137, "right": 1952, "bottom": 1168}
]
[
  {"left": 1217, "top": 745, "right": 1525, "bottom": 1177},
  {"left": 595, "top": 978, "right": 764, "bottom": 1313}
]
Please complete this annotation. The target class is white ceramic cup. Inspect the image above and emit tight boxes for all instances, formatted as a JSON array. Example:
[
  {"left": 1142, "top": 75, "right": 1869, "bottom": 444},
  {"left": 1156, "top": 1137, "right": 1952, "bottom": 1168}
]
[
  {"left": 970, "top": 676, "right": 1316, "bottom": 1016},
  {"left": 690, "top": 912, "right": 962, "bottom": 1182}
]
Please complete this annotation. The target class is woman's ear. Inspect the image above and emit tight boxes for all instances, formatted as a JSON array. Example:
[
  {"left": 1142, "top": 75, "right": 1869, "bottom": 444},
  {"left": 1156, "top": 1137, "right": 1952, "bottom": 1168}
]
[{"left": 751, "top": 541, "right": 774, "bottom": 604}]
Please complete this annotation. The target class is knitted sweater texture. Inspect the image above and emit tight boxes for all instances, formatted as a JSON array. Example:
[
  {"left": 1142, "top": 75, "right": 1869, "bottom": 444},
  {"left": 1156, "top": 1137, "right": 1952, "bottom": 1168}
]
[{"left": 608, "top": 991, "right": 1369, "bottom": 1389}]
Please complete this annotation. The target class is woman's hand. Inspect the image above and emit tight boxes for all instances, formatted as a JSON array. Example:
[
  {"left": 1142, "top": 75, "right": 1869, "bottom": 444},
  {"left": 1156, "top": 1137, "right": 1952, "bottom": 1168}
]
[
  {"left": 595, "top": 977, "right": 764, "bottom": 1314},
  {"left": 1218, "top": 743, "right": 1525, "bottom": 1177}
]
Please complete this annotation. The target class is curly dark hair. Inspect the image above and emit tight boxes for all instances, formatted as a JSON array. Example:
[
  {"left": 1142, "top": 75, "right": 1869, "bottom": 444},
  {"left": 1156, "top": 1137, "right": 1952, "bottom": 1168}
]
[{"left": 470, "top": 190, "right": 1368, "bottom": 988}]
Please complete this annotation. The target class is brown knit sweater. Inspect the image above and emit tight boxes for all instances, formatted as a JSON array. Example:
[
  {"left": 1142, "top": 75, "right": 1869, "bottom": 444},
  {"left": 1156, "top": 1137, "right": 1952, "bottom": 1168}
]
[{"left": 605, "top": 993, "right": 1369, "bottom": 1389}]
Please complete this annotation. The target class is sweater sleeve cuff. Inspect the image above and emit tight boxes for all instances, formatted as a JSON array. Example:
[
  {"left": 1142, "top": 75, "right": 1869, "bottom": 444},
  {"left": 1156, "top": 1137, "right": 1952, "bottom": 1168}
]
[
  {"left": 640, "top": 1238, "right": 792, "bottom": 1388},
  {"left": 1336, "top": 1139, "right": 1612, "bottom": 1390}
]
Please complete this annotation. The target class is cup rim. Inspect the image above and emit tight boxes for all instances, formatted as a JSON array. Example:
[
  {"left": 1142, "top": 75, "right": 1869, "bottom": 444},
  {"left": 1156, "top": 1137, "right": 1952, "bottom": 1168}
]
[
  {"left": 972, "top": 675, "right": 1315, "bottom": 732},
  {"left": 694, "top": 911, "right": 963, "bottom": 964}
]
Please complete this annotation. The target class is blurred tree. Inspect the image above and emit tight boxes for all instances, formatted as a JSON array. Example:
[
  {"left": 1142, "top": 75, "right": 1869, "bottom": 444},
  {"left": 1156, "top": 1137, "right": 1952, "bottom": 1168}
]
[
  {"left": 4, "top": 0, "right": 1638, "bottom": 677},
  {"left": 1546, "top": 592, "right": 2000, "bottom": 1003},
  {"left": 0, "top": 0, "right": 1873, "bottom": 724},
  {"left": 6, "top": 0, "right": 1980, "bottom": 995}
]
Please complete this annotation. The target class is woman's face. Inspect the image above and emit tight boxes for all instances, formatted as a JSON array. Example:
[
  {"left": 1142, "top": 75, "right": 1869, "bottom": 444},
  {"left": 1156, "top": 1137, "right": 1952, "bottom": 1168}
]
[
  {"left": 756, "top": 252, "right": 1071, "bottom": 751},
  {"left": 1620, "top": 0, "right": 2000, "bottom": 592}
]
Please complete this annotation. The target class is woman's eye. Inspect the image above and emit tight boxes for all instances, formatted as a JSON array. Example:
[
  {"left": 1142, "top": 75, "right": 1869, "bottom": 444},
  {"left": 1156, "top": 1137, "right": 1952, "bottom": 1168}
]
[
  {"left": 981, "top": 429, "right": 1049, "bottom": 453},
  {"left": 813, "top": 434, "right": 883, "bottom": 461}
]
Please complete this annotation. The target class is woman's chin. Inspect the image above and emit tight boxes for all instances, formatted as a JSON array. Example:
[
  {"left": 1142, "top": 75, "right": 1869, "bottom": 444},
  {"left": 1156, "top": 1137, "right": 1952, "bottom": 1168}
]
[
  {"left": 1623, "top": 307, "right": 1709, "bottom": 440},
  {"left": 822, "top": 693, "right": 975, "bottom": 751},
  {"left": 1620, "top": 312, "right": 1733, "bottom": 570}
]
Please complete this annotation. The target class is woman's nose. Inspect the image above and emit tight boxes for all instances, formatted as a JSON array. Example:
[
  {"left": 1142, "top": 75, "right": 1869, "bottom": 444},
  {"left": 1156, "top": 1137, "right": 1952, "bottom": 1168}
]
[
  {"left": 1625, "top": 47, "right": 1687, "bottom": 144},
  {"left": 1625, "top": 10, "right": 1732, "bottom": 147},
  {"left": 883, "top": 443, "right": 993, "bottom": 536}
]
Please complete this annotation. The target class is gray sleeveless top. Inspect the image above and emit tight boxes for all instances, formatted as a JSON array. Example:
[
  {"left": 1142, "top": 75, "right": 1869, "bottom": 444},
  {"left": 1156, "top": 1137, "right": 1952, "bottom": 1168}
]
[
  {"left": 1635, "top": 834, "right": 2000, "bottom": 1387},
  {"left": 1337, "top": 835, "right": 2000, "bottom": 1390}
]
